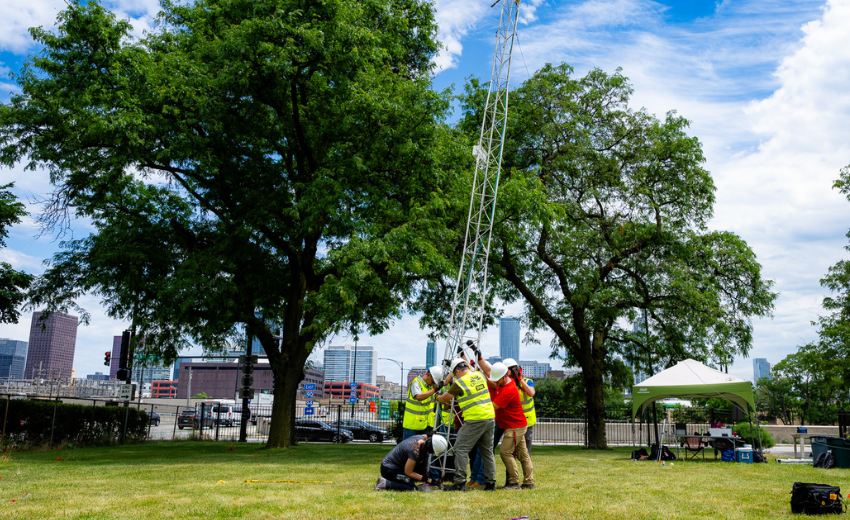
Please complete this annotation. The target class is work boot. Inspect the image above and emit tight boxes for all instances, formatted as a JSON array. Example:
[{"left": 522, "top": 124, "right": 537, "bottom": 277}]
[
  {"left": 467, "top": 481, "right": 486, "bottom": 490},
  {"left": 483, "top": 482, "right": 496, "bottom": 491},
  {"left": 503, "top": 483, "right": 521, "bottom": 490},
  {"left": 521, "top": 484, "right": 535, "bottom": 490},
  {"left": 374, "top": 478, "right": 387, "bottom": 491}
]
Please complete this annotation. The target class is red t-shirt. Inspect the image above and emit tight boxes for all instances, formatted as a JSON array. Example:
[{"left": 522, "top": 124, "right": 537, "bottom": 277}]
[{"left": 489, "top": 380, "right": 527, "bottom": 429}]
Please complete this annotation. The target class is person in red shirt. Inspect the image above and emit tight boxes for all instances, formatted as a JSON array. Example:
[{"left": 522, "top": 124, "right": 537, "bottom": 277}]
[{"left": 482, "top": 360, "right": 534, "bottom": 489}]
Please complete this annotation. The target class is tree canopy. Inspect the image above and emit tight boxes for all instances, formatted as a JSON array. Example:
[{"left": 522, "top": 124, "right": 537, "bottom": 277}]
[
  {"left": 0, "top": 0, "right": 464, "bottom": 447},
  {"left": 456, "top": 64, "right": 776, "bottom": 448},
  {"left": 0, "top": 184, "right": 33, "bottom": 324}
]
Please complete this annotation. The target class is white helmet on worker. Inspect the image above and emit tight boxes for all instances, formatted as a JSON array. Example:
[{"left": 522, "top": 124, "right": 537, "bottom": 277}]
[
  {"left": 449, "top": 357, "right": 468, "bottom": 374},
  {"left": 489, "top": 362, "right": 508, "bottom": 382},
  {"left": 502, "top": 358, "right": 518, "bottom": 368},
  {"left": 430, "top": 434, "right": 448, "bottom": 455},
  {"left": 428, "top": 366, "right": 444, "bottom": 382}
]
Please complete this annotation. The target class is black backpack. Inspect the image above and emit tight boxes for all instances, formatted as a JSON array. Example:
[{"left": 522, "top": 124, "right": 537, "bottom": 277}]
[
  {"left": 813, "top": 451, "right": 836, "bottom": 469},
  {"left": 649, "top": 444, "right": 676, "bottom": 461},
  {"left": 631, "top": 448, "right": 648, "bottom": 460},
  {"left": 790, "top": 482, "right": 844, "bottom": 515}
]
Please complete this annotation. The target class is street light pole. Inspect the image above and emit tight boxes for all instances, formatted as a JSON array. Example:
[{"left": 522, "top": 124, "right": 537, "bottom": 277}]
[{"left": 378, "top": 358, "right": 404, "bottom": 402}]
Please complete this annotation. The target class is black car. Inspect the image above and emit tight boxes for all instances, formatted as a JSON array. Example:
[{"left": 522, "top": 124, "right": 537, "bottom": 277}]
[
  {"left": 147, "top": 411, "right": 161, "bottom": 427},
  {"left": 177, "top": 409, "right": 214, "bottom": 429},
  {"left": 338, "top": 419, "right": 386, "bottom": 442},
  {"left": 294, "top": 419, "right": 354, "bottom": 443}
]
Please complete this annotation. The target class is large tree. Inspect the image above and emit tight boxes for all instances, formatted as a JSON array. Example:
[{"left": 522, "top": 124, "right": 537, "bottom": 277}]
[
  {"left": 0, "top": 184, "right": 33, "bottom": 323},
  {"left": 0, "top": 0, "right": 463, "bottom": 447},
  {"left": 457, "top": 64, "right": 776, "bottom": 448}
]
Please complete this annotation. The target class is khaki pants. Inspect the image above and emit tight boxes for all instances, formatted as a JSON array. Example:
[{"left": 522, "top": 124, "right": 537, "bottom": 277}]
[{"left": 500, "top": 426, "right": 533, "bottom": 485}]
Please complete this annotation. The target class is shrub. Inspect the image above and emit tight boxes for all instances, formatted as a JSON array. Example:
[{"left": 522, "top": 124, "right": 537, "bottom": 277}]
[
  {"left": 1, "top": 399, "right": 149, "bottom": 450},
  {"left": 733, "top": 421, "right": 775, "bottom": 449}
]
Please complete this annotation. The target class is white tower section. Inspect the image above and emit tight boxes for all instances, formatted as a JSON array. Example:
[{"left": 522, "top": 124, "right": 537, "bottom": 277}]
[{"left": 442, "top": 0, "right": 521, "bottom": 366}]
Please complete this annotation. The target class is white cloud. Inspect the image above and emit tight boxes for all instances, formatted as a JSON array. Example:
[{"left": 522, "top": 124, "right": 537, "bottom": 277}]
[
  {"left": 0, "top": 0, "right": 65, "bottom": 53},
  {"left": 0, "top": 248, "right": 43, "bottom": 272}
]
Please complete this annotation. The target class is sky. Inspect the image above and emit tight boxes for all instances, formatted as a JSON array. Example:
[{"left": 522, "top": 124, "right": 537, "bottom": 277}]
[{"left": 2, "top": 0, "right": 850, "bottom": 385}]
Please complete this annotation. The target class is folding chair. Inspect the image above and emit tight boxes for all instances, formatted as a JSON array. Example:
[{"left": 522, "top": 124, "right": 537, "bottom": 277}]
[{"left": 681, "top": 436, "right": 705, "bottom": 460}]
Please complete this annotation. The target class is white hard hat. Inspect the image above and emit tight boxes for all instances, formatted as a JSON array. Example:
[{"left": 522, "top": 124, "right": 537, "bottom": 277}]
[
  {"left": 502, "top": 358, "right": 518, "bottom": 368},
  {"left": 430, "top": 434, "right": 448, "bottom": 455},
  {"left": 449, "top": 358, "right": 468, "bottom": 374},
  {"left": 489, "top": 362, "right": 508, "bottom": 382},
  {"left": 428, "top": 366, "right": 444, "bottom": 381}
]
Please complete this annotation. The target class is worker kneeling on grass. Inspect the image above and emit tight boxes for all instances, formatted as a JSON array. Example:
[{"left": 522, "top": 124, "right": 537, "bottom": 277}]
[
  {"left": 375, "top": 434, "right": 447, "bottom": 491},
  {"left": 437, "top": 357, "right": 497, "bottom": 491}
]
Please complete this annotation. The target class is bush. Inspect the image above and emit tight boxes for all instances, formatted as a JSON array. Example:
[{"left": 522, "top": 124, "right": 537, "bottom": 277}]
[
  {"left": 1, "top": 399, "right": 149, "bottom": 450},
  {"left": 733, "top": 422, "right": 775, "bottom": 449}
]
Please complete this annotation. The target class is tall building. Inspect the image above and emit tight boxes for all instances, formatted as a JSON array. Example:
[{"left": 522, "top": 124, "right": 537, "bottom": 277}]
[
  {"left": 499, "top": 317, "right": 520, "bottom": 360},
  {"left": 109, "top": 335, "right": 122, "bottom": 379},
  {"left": 131, "top": 365, "right": 172, "bottom": 384},
  {"left": 753, "top": 358, "right": 771, "bottom": 383},
  {"left": 426, "top": 340, "right": 436, "bottom": 368},
  {"left": 25, "top": 312, "right": 78, "bottom": 380},
  {"left": 0, "top": 339, "right": 28, "bottom": 379},
  {"left": 518, "top": 360, "right": 551, "bottom": 379},
  {"left": 86, "top": 372, "right": 110, "bottom": 381},
  {"left": 323, "top": 345, "right": 377, "bottom": 385}
]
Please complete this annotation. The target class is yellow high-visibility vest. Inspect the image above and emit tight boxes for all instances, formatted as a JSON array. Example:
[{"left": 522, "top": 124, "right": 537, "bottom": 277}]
[
  {"left": 403, "top": 376, "right": 434, "bottom": 430},
  {"left": 520, "top": 377, "right": 536, "bottom": 427},
  {"left": 455, "top": 371, "right": 495, "bottom": 421}
]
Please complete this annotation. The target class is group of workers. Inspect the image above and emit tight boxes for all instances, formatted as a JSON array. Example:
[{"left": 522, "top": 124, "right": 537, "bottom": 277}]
[{"left": 376, "top": 344, "right": 535, "bottom": 491}]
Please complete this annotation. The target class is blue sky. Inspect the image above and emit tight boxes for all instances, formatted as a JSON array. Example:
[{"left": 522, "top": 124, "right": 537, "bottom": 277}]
[{"left": 2, "top": 0, "right": 850, "bottom": 384}]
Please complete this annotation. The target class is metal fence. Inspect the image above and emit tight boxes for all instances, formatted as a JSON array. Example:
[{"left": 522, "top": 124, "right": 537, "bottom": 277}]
[{"left": 0, "top": 392, "right": 740, "bottom": 447}]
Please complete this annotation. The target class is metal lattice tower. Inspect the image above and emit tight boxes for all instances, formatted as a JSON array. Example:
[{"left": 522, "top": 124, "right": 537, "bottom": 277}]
[{"left": 430, "top": 0, "right": 521, "bottom": 482}]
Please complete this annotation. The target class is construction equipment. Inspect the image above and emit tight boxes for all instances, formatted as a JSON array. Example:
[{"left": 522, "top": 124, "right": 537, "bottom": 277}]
[{"left": 430, "top": 0, "right": 521, "bottom": 483}]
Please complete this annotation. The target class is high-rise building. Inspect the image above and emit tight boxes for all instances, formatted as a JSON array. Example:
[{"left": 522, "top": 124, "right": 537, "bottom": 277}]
[
  {"left": 426, "top": 340, "right": 436, "bottom": 368},
  {"left": 109, "top": 335, "right": 122, "bottom": 379},
  {"left": 131, "top": 365, "right": 172, "bottom": 384},
  {"left": 25, "top": 312, "right": 77, "bottom": 380},
  {"left": 518, "top": 360, "right": 551, "bottom": 379},
  {"left": 499, "top": 317, "right": 520, "bottom": 360},
  {"left": 0, "top": 339, "right": 28, "bottom": 379},
  {"left": 86, "top": 372, "right": 110, "bottom": 381},
  {"left": 753, "top": 358, "right": 771, "bottom": 383},
  {"left": 323, "top": 345, "right": 377, "bottom": 385}
]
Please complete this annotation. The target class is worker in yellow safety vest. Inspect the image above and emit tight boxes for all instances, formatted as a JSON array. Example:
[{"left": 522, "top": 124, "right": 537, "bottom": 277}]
[
  {"left": 503, "top": 358, "right": 536, "bottom": 451},
  {"left": 402, "top": 366, "right": 444, "bottom": 440},
  {"left": 437, "top": 356, "right": 496, "bottom": 491}
]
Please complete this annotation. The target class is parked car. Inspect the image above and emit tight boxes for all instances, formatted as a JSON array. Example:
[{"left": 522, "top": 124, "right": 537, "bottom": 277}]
[
  {"left": 147, "top": 411, "right": 161, "bottom": 427},
  {"left": 177, "top": 409, "right": 214, "bottom": 429},
  {"left": 294, "top": 419, "right": 354, "bottom": 443},
  {"left": 338, "top": 419, "right": 386, "bottom": 442}
]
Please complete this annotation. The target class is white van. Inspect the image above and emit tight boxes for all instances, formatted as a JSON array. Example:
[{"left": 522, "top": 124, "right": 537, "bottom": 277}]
[{"left": 209, "top": 400, "right": 251, "bottom": 427}]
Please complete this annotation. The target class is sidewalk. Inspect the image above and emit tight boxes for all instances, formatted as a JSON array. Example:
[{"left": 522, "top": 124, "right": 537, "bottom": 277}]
[{"left": 765, "top": 444, "right": 809, "bottom": 459}]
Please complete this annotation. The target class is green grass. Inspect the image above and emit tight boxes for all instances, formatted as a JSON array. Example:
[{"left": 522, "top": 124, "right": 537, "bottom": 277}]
[{"left": 0, "top": 442, "right": 847, "bottom": 519}]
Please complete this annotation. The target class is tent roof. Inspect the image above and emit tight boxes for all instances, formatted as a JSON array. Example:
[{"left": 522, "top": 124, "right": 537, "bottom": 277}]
[{"left": 631, "top": 359, "right": 755, "bottom": 419}]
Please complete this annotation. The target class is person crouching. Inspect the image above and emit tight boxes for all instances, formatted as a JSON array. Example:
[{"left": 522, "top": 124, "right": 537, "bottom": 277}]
[{"left": 375, "top": 434, "right": 447, "bottom": 491}]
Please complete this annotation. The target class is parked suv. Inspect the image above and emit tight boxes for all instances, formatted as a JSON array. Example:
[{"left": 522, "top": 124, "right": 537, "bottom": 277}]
[
  {"left": 177, "top": 409, "right": 213, "bottom": 429},
  {"left": 338, "top": 419, "right": 386, "bottom": 442},
  {"left": 210, "top": 403, "right": 250, "bottom": 427}
]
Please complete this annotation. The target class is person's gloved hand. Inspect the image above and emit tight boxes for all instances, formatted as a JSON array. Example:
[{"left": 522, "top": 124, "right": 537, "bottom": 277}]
[
  {"left": 435, "top": 380, "right": 444, "bottom": 391},
  {"left": 456, "top": 345, "right": 465, "bottom": 356},
  {"left": 426, "top": 477, "right": 441, "bottom": 486}
]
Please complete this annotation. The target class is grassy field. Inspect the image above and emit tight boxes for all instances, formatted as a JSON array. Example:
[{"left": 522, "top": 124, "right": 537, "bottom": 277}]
[{"left": 0, "top": 441, "right": 847, "bottom": 519}]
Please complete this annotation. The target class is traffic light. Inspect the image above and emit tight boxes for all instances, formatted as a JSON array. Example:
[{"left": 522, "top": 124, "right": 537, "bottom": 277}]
[{"left": 104, "top": 352, "right": 111, "bottom": 366}]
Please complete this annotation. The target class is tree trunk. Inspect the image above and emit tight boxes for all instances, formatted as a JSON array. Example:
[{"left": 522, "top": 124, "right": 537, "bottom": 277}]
[
  {"left": 266, "top": 358, "right": 306, "bottom": 448},
  {"left": 583, "top": 356, "right": 608, "bottom": 449}
]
